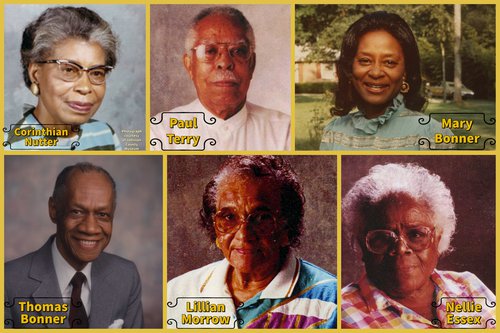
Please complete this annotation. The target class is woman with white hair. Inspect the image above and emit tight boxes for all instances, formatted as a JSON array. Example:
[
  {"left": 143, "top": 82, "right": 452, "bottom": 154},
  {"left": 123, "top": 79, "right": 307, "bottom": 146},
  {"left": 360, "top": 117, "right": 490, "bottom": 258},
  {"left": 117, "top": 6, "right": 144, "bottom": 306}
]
[{"left": 341, "top": 163, "right": 495, "bottom": 328}]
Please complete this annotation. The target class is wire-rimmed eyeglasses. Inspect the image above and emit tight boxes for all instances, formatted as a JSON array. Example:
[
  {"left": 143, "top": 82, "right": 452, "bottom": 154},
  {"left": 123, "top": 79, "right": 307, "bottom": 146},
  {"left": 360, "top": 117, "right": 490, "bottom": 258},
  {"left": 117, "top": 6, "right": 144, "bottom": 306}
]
[{"left": 365, "top": 226, "right": 435, "bottom": 255}]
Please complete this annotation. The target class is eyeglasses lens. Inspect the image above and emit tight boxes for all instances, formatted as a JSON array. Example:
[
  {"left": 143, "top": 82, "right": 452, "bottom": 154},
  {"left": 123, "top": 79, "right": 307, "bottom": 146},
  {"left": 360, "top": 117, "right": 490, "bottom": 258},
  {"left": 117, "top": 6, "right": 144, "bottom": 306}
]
[
  {"left": 215, "top": 211, "right": 276, "bottom": 235},
  {"left": 366, "top": 227, "right": 432, "bottom": 254},
  {"left": 195, "top": 43, "right": 250, "bottom": 63},
  {"left": 57, "top": 62, "right": 108, "bottom": 85}
]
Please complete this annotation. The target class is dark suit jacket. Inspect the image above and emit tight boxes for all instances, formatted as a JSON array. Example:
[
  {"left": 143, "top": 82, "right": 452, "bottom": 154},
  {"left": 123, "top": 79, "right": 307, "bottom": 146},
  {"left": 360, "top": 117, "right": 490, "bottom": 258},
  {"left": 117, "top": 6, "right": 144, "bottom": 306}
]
[{"left": 5, "top": 236, "right": 144, "bottom": 328}]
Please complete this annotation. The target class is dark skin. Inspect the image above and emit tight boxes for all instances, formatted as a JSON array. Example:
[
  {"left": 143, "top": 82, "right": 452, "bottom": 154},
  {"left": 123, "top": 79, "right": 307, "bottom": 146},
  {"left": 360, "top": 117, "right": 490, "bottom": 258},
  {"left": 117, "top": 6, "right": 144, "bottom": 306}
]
[
  {"left": 215, "top": 173, "right": 289, "bottom": 305},
  {"left": 362, "top": 193, "right": 441, "bottom": 320}
]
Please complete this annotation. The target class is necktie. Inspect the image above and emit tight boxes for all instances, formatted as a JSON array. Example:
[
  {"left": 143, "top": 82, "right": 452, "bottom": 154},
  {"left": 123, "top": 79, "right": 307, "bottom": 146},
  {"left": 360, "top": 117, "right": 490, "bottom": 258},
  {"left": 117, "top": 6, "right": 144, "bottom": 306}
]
[{"left": 69, "top": 272, "right": 89, "bottom": 328}]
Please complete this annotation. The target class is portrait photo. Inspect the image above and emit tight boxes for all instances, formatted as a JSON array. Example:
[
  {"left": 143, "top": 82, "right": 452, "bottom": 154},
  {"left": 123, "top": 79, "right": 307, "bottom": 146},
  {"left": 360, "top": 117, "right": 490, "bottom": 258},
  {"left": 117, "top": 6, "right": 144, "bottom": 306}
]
[
  {"left": 4, "top": 5, "right": 146, "bottom": 150},
  {"left": 167, "top": 155, "right": 337, "bottom": 328},
  {"left": 150, "top": 5, "right": 291, "bottom": 151},
  {"left": 4, "top": 155, "right": 162, "bottom": 328},
  {"left": 341, "top": 155, "right": 495, "bottom": 328},
  {"left": 295, "top": 5, "right": 495, "bottom": 151}
]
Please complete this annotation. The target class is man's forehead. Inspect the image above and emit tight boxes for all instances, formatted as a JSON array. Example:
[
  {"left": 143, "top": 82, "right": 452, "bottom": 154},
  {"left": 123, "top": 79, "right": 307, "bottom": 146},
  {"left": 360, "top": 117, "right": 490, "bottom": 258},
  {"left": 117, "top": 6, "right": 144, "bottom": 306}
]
[
  {"left": 194, "top": 14, "right": 248, "bottom": 43},
  {"left": 65, "top": 170, "right": 113, "bottom": 191}
]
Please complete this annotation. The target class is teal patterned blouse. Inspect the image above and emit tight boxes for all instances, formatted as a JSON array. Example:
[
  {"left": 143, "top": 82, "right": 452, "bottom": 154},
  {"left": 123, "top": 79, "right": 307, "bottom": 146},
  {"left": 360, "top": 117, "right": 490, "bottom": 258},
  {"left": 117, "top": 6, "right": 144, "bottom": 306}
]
[{"left": 320, "top": 94, "right": 453, "bottom": 151}]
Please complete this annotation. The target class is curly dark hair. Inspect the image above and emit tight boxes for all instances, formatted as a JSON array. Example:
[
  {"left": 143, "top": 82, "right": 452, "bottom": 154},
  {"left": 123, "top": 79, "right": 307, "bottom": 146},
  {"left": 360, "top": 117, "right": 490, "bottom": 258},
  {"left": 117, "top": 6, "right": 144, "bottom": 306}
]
[
  {"left": 334, "top": 11, "right": 426, "bottom": 115},
  {"left": 200, "top": 155, "right": 305, "bottom": 249}
]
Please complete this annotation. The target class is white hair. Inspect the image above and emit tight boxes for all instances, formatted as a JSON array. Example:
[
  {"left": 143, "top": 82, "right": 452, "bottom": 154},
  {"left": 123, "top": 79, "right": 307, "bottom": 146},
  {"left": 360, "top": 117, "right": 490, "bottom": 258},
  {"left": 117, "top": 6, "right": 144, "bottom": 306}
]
[
  {"left": 343, "top": 163, "right": 456, "bottom": 255},
  {"left": 184, "top": 6, "right": 255, "bottom": 56}
]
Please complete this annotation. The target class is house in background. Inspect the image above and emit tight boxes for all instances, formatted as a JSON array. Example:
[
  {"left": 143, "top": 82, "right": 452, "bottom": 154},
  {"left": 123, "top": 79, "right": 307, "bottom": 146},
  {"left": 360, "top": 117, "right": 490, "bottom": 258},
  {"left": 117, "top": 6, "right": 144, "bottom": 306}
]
[{"left": 295, "top": 45, "right": 338, "bottom": 83}]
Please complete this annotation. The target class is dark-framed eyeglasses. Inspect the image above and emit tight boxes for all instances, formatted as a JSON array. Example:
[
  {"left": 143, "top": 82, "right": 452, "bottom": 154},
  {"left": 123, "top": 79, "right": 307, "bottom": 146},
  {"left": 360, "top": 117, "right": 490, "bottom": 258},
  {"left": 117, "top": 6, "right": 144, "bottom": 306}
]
[
  {"left": 365, "top": 226, "right": 435, "bottom": 255},
  {"left": 37, "top": 59, "right": 113, "bottom": 85},
  {"left": 213, "top": 209, "right": 281, "bottom": 235},
  {"left": 191, "top": 42, "right": 252, "bottom": 63}
]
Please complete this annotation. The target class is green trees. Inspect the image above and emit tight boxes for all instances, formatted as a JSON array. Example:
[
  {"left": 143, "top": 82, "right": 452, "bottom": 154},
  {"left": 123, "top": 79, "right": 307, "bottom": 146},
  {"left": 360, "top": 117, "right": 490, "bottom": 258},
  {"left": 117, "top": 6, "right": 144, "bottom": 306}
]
[{"left": 295, "top": 5, "right": 495, "bottom": 99}]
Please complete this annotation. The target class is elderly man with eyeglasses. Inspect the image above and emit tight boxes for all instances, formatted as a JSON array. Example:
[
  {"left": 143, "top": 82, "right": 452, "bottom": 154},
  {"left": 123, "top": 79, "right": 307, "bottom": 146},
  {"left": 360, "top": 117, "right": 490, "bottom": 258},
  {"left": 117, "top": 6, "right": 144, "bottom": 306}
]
[{"left": 150, "top": 7, "right": 290, "bottom": 151}]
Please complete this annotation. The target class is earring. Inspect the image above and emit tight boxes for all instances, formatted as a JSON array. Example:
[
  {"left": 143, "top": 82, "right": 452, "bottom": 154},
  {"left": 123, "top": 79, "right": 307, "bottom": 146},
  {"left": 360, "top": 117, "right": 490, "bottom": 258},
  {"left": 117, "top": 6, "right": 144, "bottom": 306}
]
[
  {"left": 215, "top": 237, "right": 221, "bottom": 248},
  {"left": 401, "top": 81, "right": 410, "bottom": 94},
  {"left": 30, "top": 82, "right": 40, "bottom": 96}
]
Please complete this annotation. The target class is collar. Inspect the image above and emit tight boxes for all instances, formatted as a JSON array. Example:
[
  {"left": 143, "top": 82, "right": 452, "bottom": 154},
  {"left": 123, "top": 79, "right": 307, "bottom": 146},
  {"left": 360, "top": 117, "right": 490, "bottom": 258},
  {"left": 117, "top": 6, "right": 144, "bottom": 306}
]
[
  {"left": 196, "top": 99, "right": 248, "bottom": 132},
  {"left": 200, "top": 254, "right": 300, "bottom": 300},
  {"left": 358, "top": 273, "right": 397, "bottom": 313},
  {"left": 351, "top": 94, "right": 405, "bottom": 135},
  {"left": 23, "top": 104, "right": 44, "bottom": 130},
  {"left": 51, "top": 237, "right": 92, "bottom": 295},
  {"left": 22, "top": 104, "right": 81, "bottom": 143},
  {"left": 358, "top": 270, "right": 458, "bottom": 314}
]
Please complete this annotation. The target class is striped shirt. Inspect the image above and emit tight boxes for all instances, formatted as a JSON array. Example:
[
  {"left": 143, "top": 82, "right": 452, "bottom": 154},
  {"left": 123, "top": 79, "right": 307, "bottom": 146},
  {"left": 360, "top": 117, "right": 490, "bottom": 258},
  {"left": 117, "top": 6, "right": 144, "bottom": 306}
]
[
  {"left": 342, "top": 270, "right": 496, "bottom": 328},
  {"left": 4, "top": 107, "right": 121, "bottom": 151},
  {"left": 167, "top": 255, "right": 337, "bottom": 328}
]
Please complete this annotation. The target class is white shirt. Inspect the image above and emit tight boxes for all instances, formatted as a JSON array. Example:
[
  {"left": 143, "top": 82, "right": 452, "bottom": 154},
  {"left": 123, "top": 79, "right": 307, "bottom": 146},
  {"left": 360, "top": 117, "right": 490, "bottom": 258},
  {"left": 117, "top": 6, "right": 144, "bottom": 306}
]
[
  {"left": 51, "top": 239, "right": 92, "bottom": 315},
  {"left": 150, "top": 99, "right": 290, "bottom": 151},
  {"left": 166, "top": 255, "right": 300, "bottom": 329}
]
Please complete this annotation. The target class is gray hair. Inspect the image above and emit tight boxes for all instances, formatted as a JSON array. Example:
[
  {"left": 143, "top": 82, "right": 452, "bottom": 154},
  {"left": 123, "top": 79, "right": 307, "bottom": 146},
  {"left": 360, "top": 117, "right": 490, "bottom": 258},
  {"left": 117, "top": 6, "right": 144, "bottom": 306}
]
[
  {"left": 343, "top": 163, "right": 456, "bottom": 255},
  {"left": 21, "top": 6, "right": 119, "bottom": 88},
  {"left": 184, "top": 6, "right": 255, "bottom": 56}
]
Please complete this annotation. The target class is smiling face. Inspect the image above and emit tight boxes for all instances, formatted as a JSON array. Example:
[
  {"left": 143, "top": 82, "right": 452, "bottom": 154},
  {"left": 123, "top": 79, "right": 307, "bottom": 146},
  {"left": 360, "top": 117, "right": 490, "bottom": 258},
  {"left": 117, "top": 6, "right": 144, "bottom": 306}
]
[
  {"left": 351, "top": 30, "right": 405, "bottom": 118},
  {"left": 50, "top": 170, "right": 114, "bottom": 271},
  {"left": 183, "top": 14, "right": 255, "bottom": 120},
  {"left": 362, "top": 193, "right": 440, "bottom": 298},
  {"left": 29, "top": 38, "right": 107, "bottom": 127},
  {"left": 215, "top": 173, "right": 288, "bottom": 278}
]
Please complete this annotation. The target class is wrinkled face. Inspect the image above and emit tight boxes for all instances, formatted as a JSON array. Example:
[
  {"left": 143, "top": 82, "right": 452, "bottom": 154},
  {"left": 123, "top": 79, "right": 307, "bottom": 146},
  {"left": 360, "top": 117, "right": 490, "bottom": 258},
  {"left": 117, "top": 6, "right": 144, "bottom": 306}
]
[
  {"left": 351, "top": 30, "right": 405, "bottom": 117},
  {"left": 50, "top": 171, "right": 114, "bottom": 271},
  {"left": 183, "top": 14, "right": 255, "bottom": 120},
  {"left": 362, "top": 193, "right": 440, "bottom": 298},
  {"left": 215, "top": 173, "right": 288, "bottom": 276},
  {"left": 29, "top": 38, "right": 107, "bottom": 126}
]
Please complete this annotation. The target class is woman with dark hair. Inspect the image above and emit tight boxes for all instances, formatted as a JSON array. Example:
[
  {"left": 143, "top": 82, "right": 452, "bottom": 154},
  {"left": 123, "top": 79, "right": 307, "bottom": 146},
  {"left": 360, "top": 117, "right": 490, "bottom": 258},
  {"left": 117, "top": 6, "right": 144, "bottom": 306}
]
[
  {"left": 5, "top": 6, "right": 121, "bottom": 150},
  {"left": 167, "top": 156, "right": 337, "bottom": 329},
  {"left": 320, "top": 11, "right": 453, "bottom": 150}
]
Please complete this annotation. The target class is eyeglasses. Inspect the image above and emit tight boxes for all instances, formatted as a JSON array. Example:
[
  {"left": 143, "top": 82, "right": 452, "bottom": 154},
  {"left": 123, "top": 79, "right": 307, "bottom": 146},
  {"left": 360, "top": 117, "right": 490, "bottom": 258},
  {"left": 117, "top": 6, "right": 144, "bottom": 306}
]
[
  {"left": 191, "top": 43, "right": 252, "bottom": 63},
  {"left": 214, "top": 209, "right": 280, "bottom": 235},
  {"left": 37, "top": 59, "right": 113, "bottom": 85},
  {"left": 365, "top": 226, "right": 435, "bottom": 255}
]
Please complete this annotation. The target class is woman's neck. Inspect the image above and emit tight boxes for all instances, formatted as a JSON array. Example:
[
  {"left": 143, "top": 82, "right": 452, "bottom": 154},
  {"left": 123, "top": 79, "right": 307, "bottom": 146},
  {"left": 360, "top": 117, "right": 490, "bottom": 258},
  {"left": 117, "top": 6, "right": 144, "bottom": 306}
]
[
  {"left": 389, "top": 279, "right": 436, "bottom": 321},
  {"left": 33, "top": 107, "right": 76, "bottom": 135}
]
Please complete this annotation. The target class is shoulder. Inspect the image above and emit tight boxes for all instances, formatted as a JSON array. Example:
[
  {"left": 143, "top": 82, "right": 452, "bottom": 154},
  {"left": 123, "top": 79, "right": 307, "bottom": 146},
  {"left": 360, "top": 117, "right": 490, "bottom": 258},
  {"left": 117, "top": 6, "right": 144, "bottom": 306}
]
[
  {"left": 164, "top": 100, "right": 202, "bottom": 114},
  {"left": 169, "top": 261, "right": 221, "bottom": 285},
  {"left": 168, "top": 261, "right": 222, "bottom": 297},
  {"left": 5, "top": 251, "right": 38, "bottom": 276},
  {"left": 435, "top": 270, "right": 494, "bottom": 298},
  {"left": 246, "top": 102, "right": 290, "bottom": 122},
  {"left": 295, "top": 259, "right": 337, "bottom": 300},
  {"left": 299, "top": 259, "right": 337, "bottom": 282},
  {"left": 341, "top": 282, "right": 363, "bottom": 305},
  {"left": 150, "top": 99, "right": 202, "bottom": 131},
  {"left": 323, "top": 113, "right": 355, "bottom": 132},
  {"left": 79, "top": 119, "right": 121, "bottom": 150}
]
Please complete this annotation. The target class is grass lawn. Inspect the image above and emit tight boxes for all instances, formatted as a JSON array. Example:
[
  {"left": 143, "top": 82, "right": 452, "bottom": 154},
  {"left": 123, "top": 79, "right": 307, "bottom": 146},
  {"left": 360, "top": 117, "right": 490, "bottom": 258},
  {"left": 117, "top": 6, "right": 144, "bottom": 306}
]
[{"left": 295, "top": 94, "right": 496, "bottom": 151}]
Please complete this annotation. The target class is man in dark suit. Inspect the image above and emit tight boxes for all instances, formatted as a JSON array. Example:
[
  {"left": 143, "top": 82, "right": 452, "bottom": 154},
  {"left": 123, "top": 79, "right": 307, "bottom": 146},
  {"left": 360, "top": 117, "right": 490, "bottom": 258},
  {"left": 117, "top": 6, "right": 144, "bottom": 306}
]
[{"left": 5, "top": 163, "right": 143, "bottom": 328}]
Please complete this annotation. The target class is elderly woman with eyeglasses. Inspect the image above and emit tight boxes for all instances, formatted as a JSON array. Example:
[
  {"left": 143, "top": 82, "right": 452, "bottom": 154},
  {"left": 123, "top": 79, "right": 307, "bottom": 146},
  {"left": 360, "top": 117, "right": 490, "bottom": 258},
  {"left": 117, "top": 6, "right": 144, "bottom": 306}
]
[
  {"left": 5, "top": 6, "right": 121, "bottom": 150},
  {"left": 341, "top": 163, "right": 495, "bottom": 328},
  {"left": 167, "top": 156, "right": 337, "bottom": 329}
]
